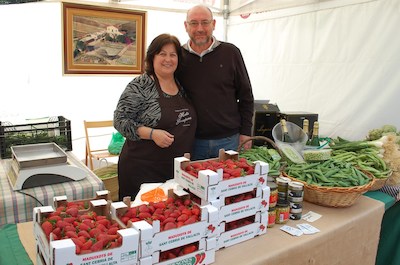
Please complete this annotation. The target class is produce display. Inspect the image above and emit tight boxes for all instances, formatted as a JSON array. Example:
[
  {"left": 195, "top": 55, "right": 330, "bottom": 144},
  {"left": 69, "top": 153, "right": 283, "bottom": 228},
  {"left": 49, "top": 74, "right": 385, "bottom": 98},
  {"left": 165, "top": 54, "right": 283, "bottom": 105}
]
[
  {"left": 184, "top": 158, "right": 255, "bottom": 179},
  {"left": 117, "top": 197, "right": 202, "bottom": 231},
  {"left": 239, "top": 146, "right": 282, "bottom": 176},
  {"left": 329, "top": 137, "right": 391, "bottom": 179},
  {"left": 159, "top": 242, "right": 200, "bottom": 262},
  {"left": 39, "top": 201, "right": 123, "bottom": 254},
  {"left": 302, "top": 149, "right": 331, "bottom": 162},
  {"left": 284, "top": 160, "right": 372, "bottom": 187},
  {"left": 366, "top": 124, "right": 400, "bottom": 143}
]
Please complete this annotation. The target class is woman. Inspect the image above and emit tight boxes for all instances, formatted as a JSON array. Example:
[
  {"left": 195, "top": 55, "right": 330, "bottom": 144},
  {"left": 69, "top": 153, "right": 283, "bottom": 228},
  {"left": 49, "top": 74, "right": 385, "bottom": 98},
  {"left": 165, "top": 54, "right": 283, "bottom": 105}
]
[{"left": 114, "top": 34, "right": 197, "bottom": 200}]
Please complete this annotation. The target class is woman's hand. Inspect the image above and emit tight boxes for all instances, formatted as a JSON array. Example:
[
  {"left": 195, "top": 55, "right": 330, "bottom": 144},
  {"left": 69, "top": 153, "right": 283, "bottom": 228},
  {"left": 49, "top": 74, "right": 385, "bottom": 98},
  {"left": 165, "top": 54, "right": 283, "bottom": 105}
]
[{"left": 152, "top": 129, "right": 174, "bottom": 148}]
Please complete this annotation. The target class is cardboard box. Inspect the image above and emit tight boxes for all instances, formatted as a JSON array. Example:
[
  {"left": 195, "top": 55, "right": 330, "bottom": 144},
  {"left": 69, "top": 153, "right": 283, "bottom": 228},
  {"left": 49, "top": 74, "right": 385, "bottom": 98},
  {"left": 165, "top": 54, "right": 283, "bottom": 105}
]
[
  {"left": 33, "top": 198, "right": 140, "bottom": 265},
  {"left": 139, "top": 237, "right": 217, "bottom": 265},
  {"left": 0, "top": 116, "right": 72, "bottom": 159},
  {"left": 216, "top": 211, "right": 268, "bottom": 250},
  {"left": 111, "top": 190, "right": 219, "bottom": 258},
  {"left": 52, "top": 190, "right": 112, "bottom": 208},
  {"left": 174, "top": 149, "right": 269, "bottom": 202},
  {"left": 209, "top": 186, "right": 270, "bottom": 223}
]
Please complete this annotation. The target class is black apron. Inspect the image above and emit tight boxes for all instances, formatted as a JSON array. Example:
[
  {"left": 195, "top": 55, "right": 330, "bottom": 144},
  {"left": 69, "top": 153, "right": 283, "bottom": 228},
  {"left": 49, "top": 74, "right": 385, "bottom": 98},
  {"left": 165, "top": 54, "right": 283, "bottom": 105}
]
[{"left": 118, "top": 85, "right": 197, "bottom": 200}]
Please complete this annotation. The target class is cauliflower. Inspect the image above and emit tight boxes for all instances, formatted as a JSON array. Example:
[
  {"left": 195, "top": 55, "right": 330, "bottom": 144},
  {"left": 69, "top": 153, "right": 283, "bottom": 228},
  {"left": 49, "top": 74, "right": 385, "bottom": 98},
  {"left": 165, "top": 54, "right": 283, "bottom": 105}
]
[
  {"left": 367, "top": 128, "right": 383, "bottom": 141},
  {"left": 367, "top": 125, "right": 398, "bottom": 141},
  {"left": 381, "top": 124, "right": 397, "bottom": 133}
]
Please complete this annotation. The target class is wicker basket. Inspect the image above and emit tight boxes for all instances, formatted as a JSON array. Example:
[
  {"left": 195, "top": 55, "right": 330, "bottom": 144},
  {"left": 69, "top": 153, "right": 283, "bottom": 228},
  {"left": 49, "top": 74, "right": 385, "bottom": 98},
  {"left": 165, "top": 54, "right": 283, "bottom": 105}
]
[
  {"left": 282, "top": 171, "right": 375, "bottom": 208},
  {"left": 93, "top": 164, "right": 119, "bottom": 202},
  {"left": 369, "top": 171, "right": 392, "bottom": 191},
  {"left": 238, "top": 136, "right": 283, "bottom": 156}
]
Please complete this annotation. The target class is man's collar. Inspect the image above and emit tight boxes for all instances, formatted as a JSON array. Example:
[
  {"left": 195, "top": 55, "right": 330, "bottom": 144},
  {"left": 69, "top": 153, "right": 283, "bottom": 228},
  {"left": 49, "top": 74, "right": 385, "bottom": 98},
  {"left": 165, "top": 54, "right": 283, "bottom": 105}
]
[{"left": 187, "top": 36, "right": 217, "bottom": 56}]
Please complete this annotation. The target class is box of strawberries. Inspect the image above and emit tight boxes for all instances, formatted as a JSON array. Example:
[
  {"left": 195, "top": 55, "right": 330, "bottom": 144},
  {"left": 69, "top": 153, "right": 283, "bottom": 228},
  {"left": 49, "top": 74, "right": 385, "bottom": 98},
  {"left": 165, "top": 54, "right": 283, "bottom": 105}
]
[
  {"left": 33, "top": 194, "right": 139, "bottom": 265},
  {"left": 174, "top": 149, "right": 269, "bottom": 202}
]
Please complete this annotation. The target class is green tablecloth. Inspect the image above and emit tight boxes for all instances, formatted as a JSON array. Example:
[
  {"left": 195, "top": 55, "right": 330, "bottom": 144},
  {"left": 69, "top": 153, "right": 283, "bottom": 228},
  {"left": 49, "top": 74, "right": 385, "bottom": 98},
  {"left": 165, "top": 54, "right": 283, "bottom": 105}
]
[
  {"left": 364, "top": 190, "right": 396, "bottom": 210},
  {"left": 375, "top": 200, "right": 400, "bottom": 265},
  {"left": 0, "top": 224, "right": 33, "bottom": 265}
]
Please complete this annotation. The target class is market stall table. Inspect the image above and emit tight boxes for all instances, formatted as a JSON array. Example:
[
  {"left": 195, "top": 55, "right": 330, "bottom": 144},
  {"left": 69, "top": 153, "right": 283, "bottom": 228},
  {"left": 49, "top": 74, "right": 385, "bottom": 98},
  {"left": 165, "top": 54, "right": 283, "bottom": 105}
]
[
  {"left": 13, "top": 195, "right": 384, "bottom": 265},
  {"left": 0, "top": 152, "right": 104, "bottom": 226}
]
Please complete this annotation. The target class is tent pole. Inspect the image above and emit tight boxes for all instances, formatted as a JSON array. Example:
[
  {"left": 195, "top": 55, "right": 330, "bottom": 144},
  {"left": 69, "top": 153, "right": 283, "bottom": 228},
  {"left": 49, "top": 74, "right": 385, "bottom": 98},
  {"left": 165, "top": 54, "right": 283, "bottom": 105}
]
[{"left": 223, "top": 0, "right": 229, "bottom": 41}]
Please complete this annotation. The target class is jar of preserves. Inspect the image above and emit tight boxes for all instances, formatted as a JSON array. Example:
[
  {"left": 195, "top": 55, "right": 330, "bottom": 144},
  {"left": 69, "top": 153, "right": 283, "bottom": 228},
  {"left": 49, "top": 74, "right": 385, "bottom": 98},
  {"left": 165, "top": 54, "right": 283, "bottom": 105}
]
[
  {"left": 288, "top": 195, "right": 303, "bottom": 210},
  {"left": 289, "top": 208, "right": 303, "bottom": 220},
  {"left": 268, "top": 207, "right": 276, "bottom": 228},
  {"left": 288, "top": 181, "right": 304, "bottom": 197},
  {"left": 276, "top": 176, "right": 290, "bottom": 201},
  {"left": 275, "top": 202, "right": 290, "bottom": 224},
  {"left": 267, "top": 181, "right": 278, "bottom": 208}
]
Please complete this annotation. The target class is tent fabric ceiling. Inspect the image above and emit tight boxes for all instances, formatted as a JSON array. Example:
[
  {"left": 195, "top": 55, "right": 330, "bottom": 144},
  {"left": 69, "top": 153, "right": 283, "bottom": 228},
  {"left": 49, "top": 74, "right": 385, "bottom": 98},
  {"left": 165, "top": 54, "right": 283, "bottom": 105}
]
[
  {"left": 111, "top": 0, "right": 351, "bottom": 16},
  {"left": 228, "top": 0, "right": 333, "bottom": 15}
]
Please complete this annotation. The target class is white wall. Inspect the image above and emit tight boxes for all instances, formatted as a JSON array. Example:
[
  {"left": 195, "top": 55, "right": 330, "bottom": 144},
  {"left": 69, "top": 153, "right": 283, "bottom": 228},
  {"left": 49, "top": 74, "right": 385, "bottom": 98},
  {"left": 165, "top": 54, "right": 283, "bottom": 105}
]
[{"left": 0, "top": 1, "right": 223, "bottom": 160}]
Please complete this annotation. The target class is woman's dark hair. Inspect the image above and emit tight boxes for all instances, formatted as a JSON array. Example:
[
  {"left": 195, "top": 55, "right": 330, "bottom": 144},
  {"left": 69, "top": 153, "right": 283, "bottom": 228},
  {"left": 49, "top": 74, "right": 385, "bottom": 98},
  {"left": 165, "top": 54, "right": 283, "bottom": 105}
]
[{"left": 144, "top": 34, "right": 182, "bottom": 75}]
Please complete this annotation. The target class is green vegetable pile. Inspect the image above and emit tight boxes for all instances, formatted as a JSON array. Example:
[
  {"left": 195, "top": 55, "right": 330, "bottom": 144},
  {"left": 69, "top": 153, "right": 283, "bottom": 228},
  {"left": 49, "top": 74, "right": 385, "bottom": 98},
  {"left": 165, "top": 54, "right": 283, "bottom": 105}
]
[
  {"left": 367, "top": 124, "right": 400, "bottom": 144},
  {"left": 93, "top": 164, "right": 118, "bottom": 179},
  {"left": 285, "top": 160, "right": 372, "bottom": 187},
  {"left": 239, "top": 146, "right": 282, "bottom": 176},
  {"left": 330, "top": 137, "right": 391, "bottom": 179}
]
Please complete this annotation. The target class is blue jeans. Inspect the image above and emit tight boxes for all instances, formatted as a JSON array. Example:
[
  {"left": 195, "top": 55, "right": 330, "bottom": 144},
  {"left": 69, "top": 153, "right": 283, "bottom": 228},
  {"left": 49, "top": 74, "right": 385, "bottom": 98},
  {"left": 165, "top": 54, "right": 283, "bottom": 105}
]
[{"left": 191, "top": 133, "right": 240, "bottom": 160}]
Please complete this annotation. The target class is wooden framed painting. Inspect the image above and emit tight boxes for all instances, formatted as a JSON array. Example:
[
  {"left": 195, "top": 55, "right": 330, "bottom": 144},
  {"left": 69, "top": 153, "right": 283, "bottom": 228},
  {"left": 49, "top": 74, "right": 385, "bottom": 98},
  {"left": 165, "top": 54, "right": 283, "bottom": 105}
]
[{"left": 63, "top": 3, "right": 146, "bottom": 75}]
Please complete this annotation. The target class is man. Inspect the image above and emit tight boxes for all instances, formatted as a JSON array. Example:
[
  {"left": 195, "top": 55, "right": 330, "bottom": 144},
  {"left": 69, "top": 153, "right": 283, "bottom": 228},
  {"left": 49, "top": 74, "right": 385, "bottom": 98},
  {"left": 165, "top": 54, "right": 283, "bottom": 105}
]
[{"left": 178, "top": 4, "right": 254, "bottom": 160}]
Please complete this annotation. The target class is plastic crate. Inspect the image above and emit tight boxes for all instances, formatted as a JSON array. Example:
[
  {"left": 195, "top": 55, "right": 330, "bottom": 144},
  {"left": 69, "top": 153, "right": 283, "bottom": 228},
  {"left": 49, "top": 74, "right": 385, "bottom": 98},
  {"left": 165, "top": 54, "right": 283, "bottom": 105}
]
[{"left": 0, "top": 116, "right": 72, "bottom": 159}]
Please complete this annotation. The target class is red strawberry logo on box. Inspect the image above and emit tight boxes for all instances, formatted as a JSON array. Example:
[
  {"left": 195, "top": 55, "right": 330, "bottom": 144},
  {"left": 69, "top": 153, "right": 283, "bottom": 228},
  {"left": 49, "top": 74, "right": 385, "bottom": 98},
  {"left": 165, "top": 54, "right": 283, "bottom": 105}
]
[
  {"left": 261, "top": 200, "right": 268, "bottom": 208},
  {"left": 195, "top": 252, "right": 206, "bottom": 265},
  {"left": 258, "top": 177, "right": 265, "bottom": 185}
]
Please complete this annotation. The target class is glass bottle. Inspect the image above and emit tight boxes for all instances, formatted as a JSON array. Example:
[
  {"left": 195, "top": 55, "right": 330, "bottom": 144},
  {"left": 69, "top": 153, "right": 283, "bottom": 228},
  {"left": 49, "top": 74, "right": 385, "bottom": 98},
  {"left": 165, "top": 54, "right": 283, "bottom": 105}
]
[
  {"left": 280, "top": 119, "right": 293, "bottom": 143},
  {"left": 309, "top": 121, "right": 320, "bottom": 146},
  {"left": 302, "top": 119, "right": 310, "bottom": 141}
]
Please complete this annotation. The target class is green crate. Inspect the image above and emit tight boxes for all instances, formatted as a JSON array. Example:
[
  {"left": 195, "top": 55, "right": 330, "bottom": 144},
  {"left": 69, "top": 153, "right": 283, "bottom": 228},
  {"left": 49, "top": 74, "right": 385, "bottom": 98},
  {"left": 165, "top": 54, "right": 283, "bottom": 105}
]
[{"left": 0, "top": 116, "right": 72, "bottom": 159}]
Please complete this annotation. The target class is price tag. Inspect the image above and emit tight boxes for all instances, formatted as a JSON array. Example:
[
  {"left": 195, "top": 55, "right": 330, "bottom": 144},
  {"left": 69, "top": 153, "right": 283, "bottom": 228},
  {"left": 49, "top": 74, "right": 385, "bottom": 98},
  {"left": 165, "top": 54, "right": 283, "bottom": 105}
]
[{"left": 301, "top": 211, "right": 322, "bottom": 222}]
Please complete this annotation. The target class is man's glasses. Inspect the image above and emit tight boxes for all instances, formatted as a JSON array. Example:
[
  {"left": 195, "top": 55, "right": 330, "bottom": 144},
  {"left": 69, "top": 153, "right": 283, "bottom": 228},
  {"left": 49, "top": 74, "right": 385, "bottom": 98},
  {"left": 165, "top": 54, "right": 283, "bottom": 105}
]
[{"left": 187, "top": 20, "right": 213, "bottom": 27}]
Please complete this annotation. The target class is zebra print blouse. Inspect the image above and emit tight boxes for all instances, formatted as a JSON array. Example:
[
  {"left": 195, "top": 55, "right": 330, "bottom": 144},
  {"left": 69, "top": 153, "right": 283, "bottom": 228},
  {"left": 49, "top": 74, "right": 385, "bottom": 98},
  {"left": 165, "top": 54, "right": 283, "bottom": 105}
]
[{"left": 113, "top": 73, "right": 185, "bottom": 141}]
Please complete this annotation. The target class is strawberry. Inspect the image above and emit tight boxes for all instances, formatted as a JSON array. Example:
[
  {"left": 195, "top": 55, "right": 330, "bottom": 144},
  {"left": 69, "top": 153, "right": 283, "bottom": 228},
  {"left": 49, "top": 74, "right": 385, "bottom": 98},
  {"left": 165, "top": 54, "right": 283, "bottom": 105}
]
[
  {"left": 81, "top": 239, "right": 93, "bottom": 250},
  {"left": 48, "top": 215, "right": 62, "bottom": 222},
  {"left": 71, "top": 237, "right": 84, "bottom": 248},
  {"left": 138, "top": 205, "right": 150, "bottom": 213},
  {"left": 107, "top": 227, "right": 119, "bottom": 235},
  {"left": 91, "top": 239, "right": 105, "bottom": 252},
  {"left": 65, "top": 207, "right": 78, "bottom": 217},
  {"left": 184, "top": 215, "right": 197, "bottom": 225},
  {"left": 163, "top": 222, "right": 177, "bottom": 231},
  {"left": 177, "top": 214, "right": 188, "bottom": 222},
  {"left": 97, "top": 218, "right": 111, "bottom": 227},
  {"left": 78, "top": 230, "right": 91, "bottom": 238},
  {"left": 182, "top": 244, "right": 197, "bottom": 254},
  {"left": 41, "top": 221, "right": 53, "bottom": 238},
  {"left": 138, "top": 212, "right": 152, "bottom": 219},
  {"left": 65, "top": 231, "right": 78, "bottom": 238},
  {"left": 89, "top": 228, "right": 101, "bottom": 238}
]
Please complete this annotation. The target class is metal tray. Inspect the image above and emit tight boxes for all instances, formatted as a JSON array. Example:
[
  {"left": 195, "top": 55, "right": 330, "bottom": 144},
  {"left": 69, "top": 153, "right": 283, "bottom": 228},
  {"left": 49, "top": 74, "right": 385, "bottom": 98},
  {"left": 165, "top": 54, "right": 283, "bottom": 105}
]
[{"left": 11, "top": 143, "right": 68, "bottom": 169}]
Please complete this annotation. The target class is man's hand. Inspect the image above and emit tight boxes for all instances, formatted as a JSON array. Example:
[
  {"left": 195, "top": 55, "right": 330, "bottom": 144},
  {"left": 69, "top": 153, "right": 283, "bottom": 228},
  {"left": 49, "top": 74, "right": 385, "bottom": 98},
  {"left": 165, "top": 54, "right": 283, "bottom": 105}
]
[{"left": 239, "top": 135, "right": 252, "bottom": 150}]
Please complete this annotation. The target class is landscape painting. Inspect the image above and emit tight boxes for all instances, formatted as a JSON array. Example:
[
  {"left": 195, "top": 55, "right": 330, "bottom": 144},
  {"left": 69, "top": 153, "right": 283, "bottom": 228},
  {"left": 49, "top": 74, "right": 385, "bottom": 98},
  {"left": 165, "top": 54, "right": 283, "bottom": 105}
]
[{"left": 63, "top": 3, "right": 146, "bottom": 75}]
